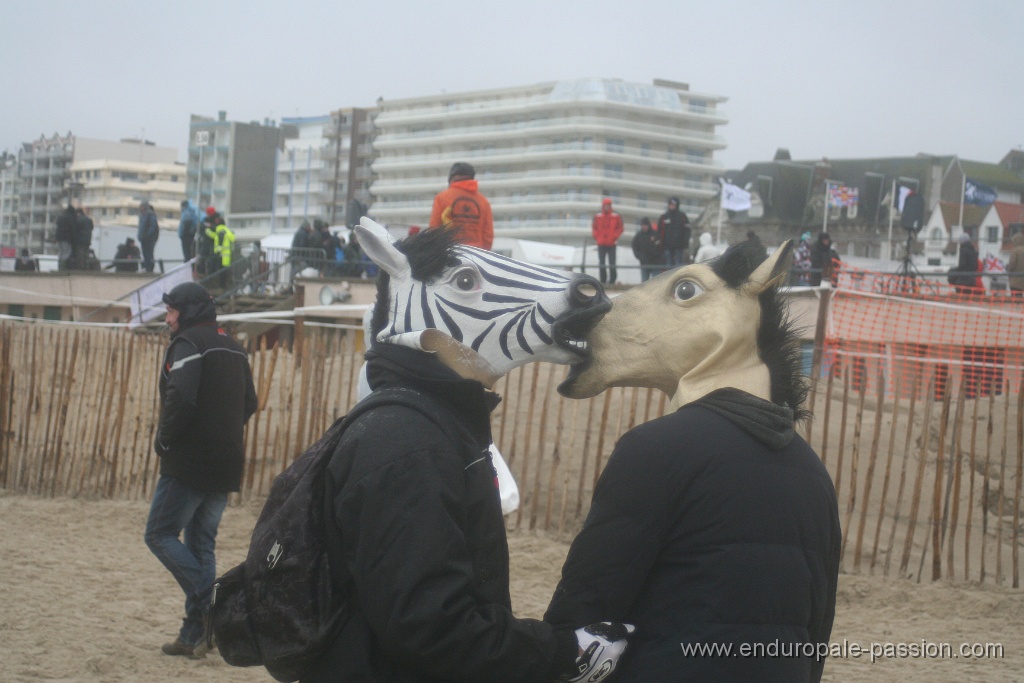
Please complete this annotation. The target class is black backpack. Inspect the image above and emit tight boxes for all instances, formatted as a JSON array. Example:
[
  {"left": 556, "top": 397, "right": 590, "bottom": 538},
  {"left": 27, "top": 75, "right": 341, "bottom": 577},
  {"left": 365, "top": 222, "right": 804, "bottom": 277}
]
[{"left": 209, "top": 386, "right": 462, "bottom": 682}]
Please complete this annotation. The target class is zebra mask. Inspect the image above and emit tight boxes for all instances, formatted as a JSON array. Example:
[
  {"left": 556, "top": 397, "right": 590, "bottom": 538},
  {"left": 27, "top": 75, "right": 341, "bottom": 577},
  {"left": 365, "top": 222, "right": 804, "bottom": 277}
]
[{"left": 355, "top": 217, "right": 611, "bottom": 388}]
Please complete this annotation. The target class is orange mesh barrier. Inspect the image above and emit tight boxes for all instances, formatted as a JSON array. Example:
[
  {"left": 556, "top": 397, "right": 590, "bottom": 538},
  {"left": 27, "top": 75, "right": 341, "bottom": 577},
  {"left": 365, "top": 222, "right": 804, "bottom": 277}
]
[{"left": 822, "top": 262, "right": 1024, "bottom": 399}]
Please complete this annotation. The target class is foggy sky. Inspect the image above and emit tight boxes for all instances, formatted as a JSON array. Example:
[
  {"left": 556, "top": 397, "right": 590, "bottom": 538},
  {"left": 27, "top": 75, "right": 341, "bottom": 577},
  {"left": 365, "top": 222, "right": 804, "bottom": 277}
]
[{"left": 3, "top": 0, "right": 1022, "bottom": 170}]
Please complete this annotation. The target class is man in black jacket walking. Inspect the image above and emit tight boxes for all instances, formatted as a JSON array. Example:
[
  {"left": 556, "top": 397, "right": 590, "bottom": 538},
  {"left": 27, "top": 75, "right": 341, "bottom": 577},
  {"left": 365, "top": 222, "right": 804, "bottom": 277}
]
[{"left": 145, "top": 282, "right": 257, "bottom": 658}]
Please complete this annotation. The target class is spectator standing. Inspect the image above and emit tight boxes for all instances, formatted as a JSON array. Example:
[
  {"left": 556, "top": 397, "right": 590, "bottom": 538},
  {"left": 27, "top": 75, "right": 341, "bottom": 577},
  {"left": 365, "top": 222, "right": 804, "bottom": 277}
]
[
  {"left": 313, "top": 218, "right": 337, "bottom": 273},
  {"left": 178, "top": 200, "right": 199, "bottom": 262},
  {"left": 1007, "top": 232, "right": 1024, "bottom": 297},
  {"left": 14, "top": 248, "right": 37, "bottom": 271},
  {"left": 591, "top": 198, "right": 624, "bottom": 284},
  {"left": 137, "top": 200, "right": 160, "bottom": 273},
  {"left": 429, "top": 162, "right": 494, "bottom": 250},
  {"left": 693, "top": 231, "right": 722, "bottom": 264},
  {"left": 657, "top": 197, "right": 691, "bottom": 268},
  {"left": 145, "top": 282, "right": 256, "bottom": 659},
  {"left": 809, "top": 232, "right": 840, "bottom": 286},
  {"left": 290, "top": 220, "right": 315, "bottom": 274},
  {"left": 792, "top": 231, "right": 813, "bottom": 285},
  {"left": 197, "top": 207, "right": 219, "bottom": 276},
  {"left": 206, "top": 214, "right": 235, "bottom": 288},
  {"left": 73, "top": 207, "right": 94, "bottom": 269},
  {"left": 949, "top": 232, "right": 981, "bottom": 294},
  {"left": 631, "top": 217, "right": 662, "bottom": 282},
  {"left": 55, "top": 204, "right": 77, "bottom": 271}
]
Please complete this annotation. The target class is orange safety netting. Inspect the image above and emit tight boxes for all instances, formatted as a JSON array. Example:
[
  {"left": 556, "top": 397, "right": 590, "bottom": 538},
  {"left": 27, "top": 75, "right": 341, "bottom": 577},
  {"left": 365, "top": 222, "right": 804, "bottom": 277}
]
[{"left": 820, "top": 263, "right": 1024, "bottom": 399}]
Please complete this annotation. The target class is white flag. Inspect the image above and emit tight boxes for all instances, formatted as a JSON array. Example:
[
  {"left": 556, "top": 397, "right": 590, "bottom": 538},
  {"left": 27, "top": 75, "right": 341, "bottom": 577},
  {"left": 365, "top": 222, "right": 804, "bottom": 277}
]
[
  {"left": 897, "top": 185, "right": 914, "bottom": 213},
  {"left": 720, "top": 181, "right": 752, "bottom": 211}
]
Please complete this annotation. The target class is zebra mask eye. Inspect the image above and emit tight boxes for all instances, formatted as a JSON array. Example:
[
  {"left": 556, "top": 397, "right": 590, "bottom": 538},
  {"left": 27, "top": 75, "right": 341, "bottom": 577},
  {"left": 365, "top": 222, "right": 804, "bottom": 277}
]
[{"left": 453, "top": 268, "right": 478, "bottom": 292}]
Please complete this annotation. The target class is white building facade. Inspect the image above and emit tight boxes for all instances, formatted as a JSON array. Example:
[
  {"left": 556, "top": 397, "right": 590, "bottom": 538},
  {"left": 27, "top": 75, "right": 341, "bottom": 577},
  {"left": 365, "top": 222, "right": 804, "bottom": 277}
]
[
  {"left": 370, "top": 78, "right": 728, "bottom": 245},
  {"left": 271, "top": 116, "right": 333, "bottom": 231}
]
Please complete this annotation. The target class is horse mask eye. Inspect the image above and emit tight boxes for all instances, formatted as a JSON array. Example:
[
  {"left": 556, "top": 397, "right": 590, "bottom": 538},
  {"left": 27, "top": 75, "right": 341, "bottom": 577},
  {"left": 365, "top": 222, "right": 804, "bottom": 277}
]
[{"left": 673, "top": 280, "right": 704, "bottom": 301}]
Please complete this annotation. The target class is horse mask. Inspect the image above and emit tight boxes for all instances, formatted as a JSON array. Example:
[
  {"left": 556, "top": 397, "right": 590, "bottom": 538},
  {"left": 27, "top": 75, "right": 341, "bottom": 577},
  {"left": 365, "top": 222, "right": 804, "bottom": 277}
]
[{"left": 560, "top": 240, "right": 806, "bottom": 414}]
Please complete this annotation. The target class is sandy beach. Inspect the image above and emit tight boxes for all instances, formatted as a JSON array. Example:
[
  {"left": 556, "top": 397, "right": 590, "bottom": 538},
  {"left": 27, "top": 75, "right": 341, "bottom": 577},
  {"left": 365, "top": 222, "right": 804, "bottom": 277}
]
[{"left": 1, "top": 491, "right": 1021, "bottom": 683}]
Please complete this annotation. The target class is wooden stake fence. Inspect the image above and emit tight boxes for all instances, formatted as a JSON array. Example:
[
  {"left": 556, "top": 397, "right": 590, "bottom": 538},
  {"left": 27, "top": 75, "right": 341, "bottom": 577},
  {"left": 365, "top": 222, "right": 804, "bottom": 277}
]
[{"left": 1, "top": 322, "right": 1022, "bottom": 589}]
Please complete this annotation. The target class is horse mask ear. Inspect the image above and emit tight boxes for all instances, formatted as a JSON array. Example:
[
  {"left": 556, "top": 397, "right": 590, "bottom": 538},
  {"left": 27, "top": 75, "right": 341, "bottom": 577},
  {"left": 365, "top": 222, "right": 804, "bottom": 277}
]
[
  {"left": 355, "top": 217, "right": 409, "bottom": 277},
  {"left": 744, "top": 240, "right": 795, "bottom": 295}
]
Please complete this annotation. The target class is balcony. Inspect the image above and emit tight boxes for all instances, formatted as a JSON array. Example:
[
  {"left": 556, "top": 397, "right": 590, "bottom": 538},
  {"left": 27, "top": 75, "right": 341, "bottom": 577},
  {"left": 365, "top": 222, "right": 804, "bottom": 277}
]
[
  {"left": 371, "top": 168, "right": 719, "bottom": 197},
  {"left": 373, "top": 115, "right": 725, "bottom": 150},
  {"left": 376, "top": 93, "right": 727, "bottom": 128},
  {"left": 372, "top": 143, "right": 724, "bottom": 175}
]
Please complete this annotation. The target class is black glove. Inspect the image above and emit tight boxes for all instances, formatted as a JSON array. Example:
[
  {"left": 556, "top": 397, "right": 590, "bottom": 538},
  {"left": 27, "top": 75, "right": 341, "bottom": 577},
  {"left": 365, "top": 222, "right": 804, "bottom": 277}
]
[{"left": 566, "top": 622, "right": 635, "bottom": 683}]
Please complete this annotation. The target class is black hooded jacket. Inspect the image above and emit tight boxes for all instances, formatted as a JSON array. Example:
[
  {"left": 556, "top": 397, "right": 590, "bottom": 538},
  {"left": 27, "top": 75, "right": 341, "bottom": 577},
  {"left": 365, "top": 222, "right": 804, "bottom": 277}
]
[
  {"left": 302, "top": 344, "right": 578, "bottom": 683},
  {"left": 155, "top": 298, "right": 256, "bottom": 492},
  {"left": 546, "top": 388, "right": 841, "bottom": 683}
]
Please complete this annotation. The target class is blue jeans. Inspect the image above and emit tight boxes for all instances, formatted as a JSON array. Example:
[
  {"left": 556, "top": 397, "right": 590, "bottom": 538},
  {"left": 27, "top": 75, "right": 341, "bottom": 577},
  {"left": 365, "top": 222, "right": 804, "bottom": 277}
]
[
  {"left": 666, "top": 248, "right": 688, "bottom": 269},
  {"left": 140, "top": 238, "right": 157, "bottom": 273},
  {"left": 144, "top": 475, "right": 227, "bottom": 646}
]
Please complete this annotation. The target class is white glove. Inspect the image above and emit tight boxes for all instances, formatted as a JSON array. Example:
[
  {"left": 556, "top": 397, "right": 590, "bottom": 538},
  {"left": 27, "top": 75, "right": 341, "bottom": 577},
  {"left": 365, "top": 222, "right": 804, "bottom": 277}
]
[{"left": 567, "top": 622, "right": 635, "bottom": 683}]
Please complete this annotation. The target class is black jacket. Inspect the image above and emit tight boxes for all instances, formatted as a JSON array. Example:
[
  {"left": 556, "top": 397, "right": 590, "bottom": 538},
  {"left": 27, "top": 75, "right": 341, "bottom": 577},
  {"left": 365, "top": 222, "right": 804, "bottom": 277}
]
[
  {"left": 303, "top": 344, "right": 578, "bottom": 683},
  {"left": 809, "top": 237, "right": 839, "bottom": 286},
  {"left": 949, "top": 240, "right": 980, "bottom": 288},
  {"left": 155, "top": 321, "right": 257, "bottom": 492},
  {"left": 631, "top": 228, "right": 662, "bottom": 265},
  {"left": 55, "top": 208, "right": 76, "bottom": 242},
  {"left": 546, "top": 389, "right": 841, "bottom": 683},
  {"left": 657, "top": 209, "right": 691, "bottom": 250}
]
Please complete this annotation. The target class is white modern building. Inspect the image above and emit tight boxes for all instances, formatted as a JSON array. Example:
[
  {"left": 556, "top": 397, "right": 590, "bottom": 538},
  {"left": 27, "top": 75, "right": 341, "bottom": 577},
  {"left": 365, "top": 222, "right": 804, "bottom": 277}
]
[
  {"left": 370, "top": 78, "right": 728, "bottom": 245},
  {"left": 271, "top": 116, "right": 333, "bottom": 231}
]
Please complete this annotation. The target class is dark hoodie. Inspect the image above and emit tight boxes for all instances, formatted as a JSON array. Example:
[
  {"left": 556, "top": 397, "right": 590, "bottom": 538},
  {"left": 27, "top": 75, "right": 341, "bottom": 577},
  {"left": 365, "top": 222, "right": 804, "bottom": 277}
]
[
  {"left": 303, "top": 343, "right": 579, "bottom": 682},
  {"left": 546, "top": 388, "right": 840, "bottom": 683},
  {"left": 155, "top": 285, "right": 256, "bottom": 492}
]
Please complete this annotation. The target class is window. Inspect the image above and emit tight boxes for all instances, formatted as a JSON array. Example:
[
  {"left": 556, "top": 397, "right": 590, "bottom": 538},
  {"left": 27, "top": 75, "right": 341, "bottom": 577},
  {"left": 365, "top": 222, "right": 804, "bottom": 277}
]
[
  {"left": 43, "top": 306, "right": 62, "bottom": 321},
  {"left": 606, "top": 139, "right": 625, "bottom": 154},
  {"left": 8, "top": 304, "right": 24, "bottom": 317},
  {"left": 637, "top": 192, "right": 648, "bottom": 207},
  {"left": 604, "top": 164, "right": 623, "bottom": 179},
  {"left": 987, "top": 226, "right": 999, "bottom": 243},
  {"left": 640, "top": 143, "right": 651, "bottom": 157}
]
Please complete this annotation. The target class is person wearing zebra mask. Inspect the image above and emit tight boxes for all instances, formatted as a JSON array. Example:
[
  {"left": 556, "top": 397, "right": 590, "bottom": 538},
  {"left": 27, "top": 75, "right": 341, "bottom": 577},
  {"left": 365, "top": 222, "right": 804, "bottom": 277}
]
[{"left": 302, "top": 217, "right": 632, "bottom": 683}]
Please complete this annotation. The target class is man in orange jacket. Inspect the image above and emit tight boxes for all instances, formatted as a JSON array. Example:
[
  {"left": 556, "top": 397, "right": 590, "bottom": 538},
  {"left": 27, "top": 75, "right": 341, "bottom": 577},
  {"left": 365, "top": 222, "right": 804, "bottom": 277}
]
[
  {"left": 592, "top": 197, "right": 624, "bottom": 284},
  {"left": 429, "top": 162, "right": 494, "bottom": 250}
]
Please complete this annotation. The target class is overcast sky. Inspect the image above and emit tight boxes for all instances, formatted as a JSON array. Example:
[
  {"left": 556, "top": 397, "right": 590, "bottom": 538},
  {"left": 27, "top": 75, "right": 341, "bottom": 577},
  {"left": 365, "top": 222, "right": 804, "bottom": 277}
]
[{"left": 3, "top": 0, "right": 1022, "bottom": 170}]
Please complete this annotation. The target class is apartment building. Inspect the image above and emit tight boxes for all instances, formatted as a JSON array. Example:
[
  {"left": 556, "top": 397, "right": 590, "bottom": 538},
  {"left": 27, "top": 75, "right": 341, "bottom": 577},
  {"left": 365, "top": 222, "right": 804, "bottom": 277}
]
[
  {"left": 271, "top": 115, "right": 333, "bottom": 230},
  {"left": 69, "top": 140, "right": 186, "bottom": 229},
  {"left": 0, "top": 153, "right": 17, "bottom": 246},
  {"left": 185, "top": 112, "right": 281, "bottom": 217},
  {"left": 370, "top": 78, "right": 728, "bottom": 245},
  {"left": 321, "top": 107, "right": 376, "bottom": 226},
  {"left": 3, "top": 134, "right": 183, "bottom": 252}
]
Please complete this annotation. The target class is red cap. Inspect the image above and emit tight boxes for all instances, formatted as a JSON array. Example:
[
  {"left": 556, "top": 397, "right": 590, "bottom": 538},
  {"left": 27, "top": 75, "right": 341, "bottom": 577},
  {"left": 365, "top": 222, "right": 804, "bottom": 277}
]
[
  {"left": 602, "top": 198, "right": 613, "bottom": 205},
  {"left": 205, "top": 206, "right": 216, "bottom": 216}
]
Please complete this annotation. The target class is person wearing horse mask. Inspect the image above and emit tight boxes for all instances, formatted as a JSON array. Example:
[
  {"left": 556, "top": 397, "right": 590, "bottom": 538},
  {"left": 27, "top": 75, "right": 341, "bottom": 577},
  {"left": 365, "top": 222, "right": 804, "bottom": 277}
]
[{"left": 549, "top": 240, "right": 841, "bottom": 682}]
